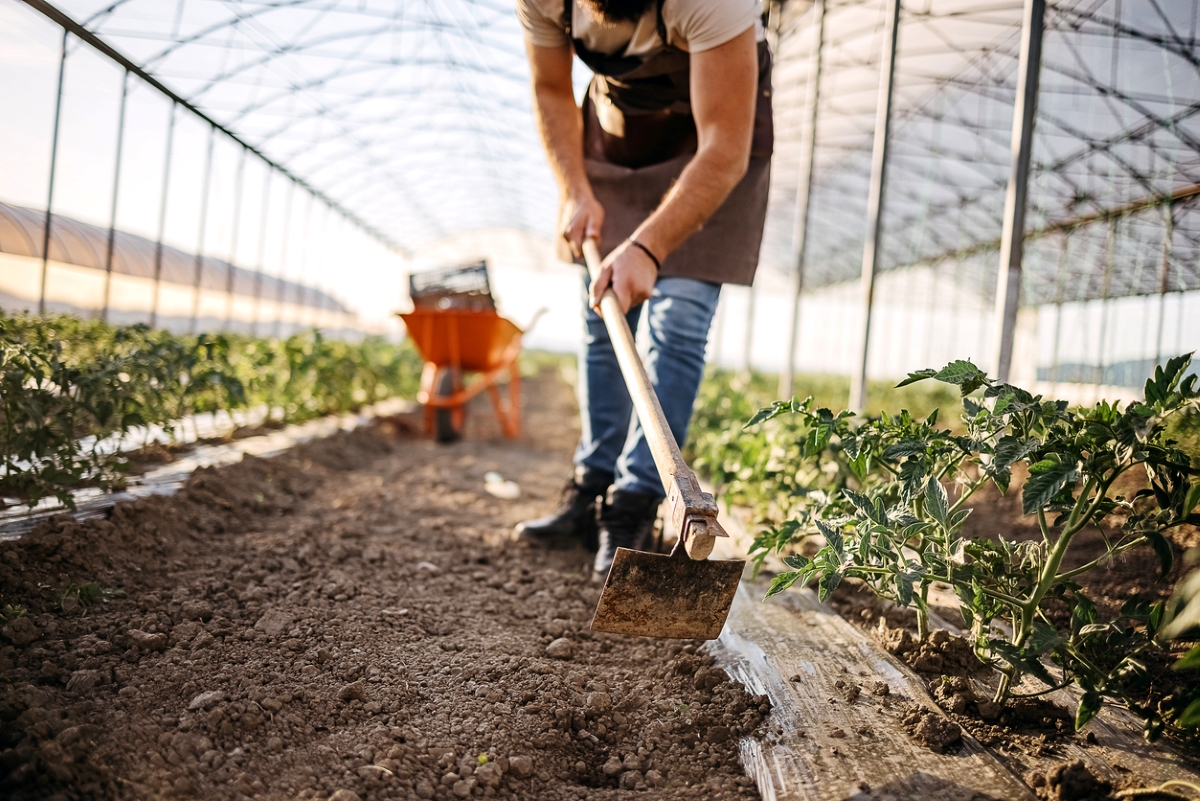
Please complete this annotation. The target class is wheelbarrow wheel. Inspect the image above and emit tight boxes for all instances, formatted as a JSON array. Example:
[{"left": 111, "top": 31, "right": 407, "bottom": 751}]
[{"left": 432, "top": 367, "right": 465, "bottom": 444}]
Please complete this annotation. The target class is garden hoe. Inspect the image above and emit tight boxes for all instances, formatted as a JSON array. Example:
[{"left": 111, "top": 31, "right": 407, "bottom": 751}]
[{"left": 582, "top": 239, "right": 744, "bottom": 641}]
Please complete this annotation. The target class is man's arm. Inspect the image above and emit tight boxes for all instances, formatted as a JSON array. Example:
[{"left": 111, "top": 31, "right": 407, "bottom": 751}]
[
  {"left": 526, "top": 40, "right": 605, "bottom": 256},
  {"left": 591, "top": 26, "right": 758, "bottom": 311}
]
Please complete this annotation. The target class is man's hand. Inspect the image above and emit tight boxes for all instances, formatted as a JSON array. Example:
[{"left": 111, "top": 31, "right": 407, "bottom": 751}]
[
  {"left": 590, "top": 240, "right": 657, "bottom": 313},
  {"left": 560, "top": 193, "right": 605, "bottom": 258}
]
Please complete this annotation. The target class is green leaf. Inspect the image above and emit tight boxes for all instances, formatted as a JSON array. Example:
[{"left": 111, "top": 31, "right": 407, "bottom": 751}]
[
  {"left": 765, "top": 571, "right": 801, "bottom": 599},
  {"left": 894, "top": 569, "right": 918, "bottom": 607},
  {"left": 1144, "top": 530, "right": 1174, "bottom": 579},
  {"left": 1028, "top": 457, "right": 1059, "bottom": 475},
  {"left": 1022, "top": 460, "right": 1080, "bottom": 515},
  {"left": 1183, "top": 482, "right": 1200, "bottom": 518},
  {"left": 843, "top": 489, "right": 883, "bottom": 525},
  {"left": 1179, "top": 698, "right": 1200, "bottom": 729},
  {"left": 934, "top": 360, "right": 990, "bottom": 396},
  {"left": 816, "top": 520, "right": 844, "bottom": 559},
  {"left": 1176, "top": 645, "right": 1200, "bottom": 672},
  {"left": 746, "top": 402, "right": 788, "bottom": 428},
  {"left": 817, "top": 570, "right": 843, "bottom": 602},
  {"left": 925, "top": 478, "right": 948, "bottom": 527},
  {"left": 1075, "top": 690, "right": 1102, "bottom": 730},
  {"left": 1072, "top": 595, "right": 1098, "bottom": 631},
  {"left": 896, "top": 369, "right": 936, "bottom": 388},
  {"left": 883, "top": 440, "right": 927, "bottom": 460},
  {"left": 1028, "top": 621, "right": 1067, "bottom": 654},
  {"left": 993, "top": 436, "right": 1038, "bottom": 471},
  {"left": 782, "top": 554, "right": 811, "bottom": 570}
]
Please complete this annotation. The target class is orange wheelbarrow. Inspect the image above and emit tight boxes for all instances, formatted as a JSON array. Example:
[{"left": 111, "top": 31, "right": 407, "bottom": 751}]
[{"left": 399, "top": 308, "right": 525, "bottom": 443}]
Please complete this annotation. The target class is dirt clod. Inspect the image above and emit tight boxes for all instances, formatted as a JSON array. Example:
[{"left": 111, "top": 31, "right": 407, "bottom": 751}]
[
  {"left": 1032, "top": 760, "right": 1115, "bottom": 801},
  {"left": 545, "top": 637, "right": 575, "bottom": 660},
  {"left": 1, "top": 616, "right": 38, "bottom": 647},
  {"left": 508, "top": 755, "right": 534, "bottom": 779},
  {"left": 188, "top": 690, "right": 226, "bottom": 710},
  {"left": 902, "top": 705, "right": 963, "bottom": 752}
]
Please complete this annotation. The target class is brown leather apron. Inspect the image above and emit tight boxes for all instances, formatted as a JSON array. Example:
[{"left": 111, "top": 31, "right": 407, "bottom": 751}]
[{"left": 560, "top": 0, "right": 773, "bottom": 286}]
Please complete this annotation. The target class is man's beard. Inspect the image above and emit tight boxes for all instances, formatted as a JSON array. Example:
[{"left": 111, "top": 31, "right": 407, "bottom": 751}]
[{"left": 578, "top": 0, "right": 655, "bottom": 25}]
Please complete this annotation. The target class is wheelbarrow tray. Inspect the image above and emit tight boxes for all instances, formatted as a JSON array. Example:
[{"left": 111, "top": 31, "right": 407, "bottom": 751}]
[
  {"left": 398, "top": 309, "right": 525, "bottom": 440},
  {"left": 400, "top": 309, "right": 522, "bottom": 373}
]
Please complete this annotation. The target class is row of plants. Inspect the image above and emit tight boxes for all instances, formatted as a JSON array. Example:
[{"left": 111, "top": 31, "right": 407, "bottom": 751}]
[
  {"left": 0, "top": 311, "right": 422, "bottom": 509},
  {"left": 686, "top": 368, "right": 961, "bottom": 529},
  {"left": 689, "top": 357, "right": 1200, "bottom": 740}
]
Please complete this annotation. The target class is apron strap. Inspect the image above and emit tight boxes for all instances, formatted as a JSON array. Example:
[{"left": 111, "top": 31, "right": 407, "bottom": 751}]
[
  {"left": 655, "top": 0, "right": 668, "bottom": 47},
  {"left": 561, "top": 0, "right": 670, "bottom": 48}
]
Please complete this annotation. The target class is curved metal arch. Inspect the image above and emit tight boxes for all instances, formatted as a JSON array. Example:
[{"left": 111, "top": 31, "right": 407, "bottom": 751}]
[
  {"left": 175, "top": 25, "right": 525, "bottom": 107},
  {"left": 219, "top": 56, "right": 528, "bottom": 122}
]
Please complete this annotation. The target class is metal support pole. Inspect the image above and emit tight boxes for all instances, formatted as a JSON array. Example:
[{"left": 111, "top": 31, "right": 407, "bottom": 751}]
[
  {"left": 224, "top": 147, "right": 248, "bottom": 329},
  {"left": 38, "top": 30, "right": 68, "bottom": 315},
  {"left": 780, "top": 0, "right": 826, "bottom": 400},
  {"left": 149, "top": 102, "right": 178, "bottom": 329},
  {"left": 849, "top": 0, "right": 901, "bottom": 412},
  {"left": 1154, "top": 201, "right": 1174, "bottom": 365},
  {"left": 189, "top": 126, "right": 217, "bottom": 332},
  {"left": 272, "top": 182, "right": 295, "bottom": 337},
  {"left": 308, "top": 204, "right": 329, "bottom": 328},
  {"left": 291, "top": 193, "right": 314, "bottom": 338},
  {"left": 101, "top": 70, "right": 129, "bottom": 323},
  {"left": 250, "top": 174, "right": 273, "bottom": 337},
  {"left": 1048, "top": 233, "right": 1070, "bottom": 393},
  {"left": 1094, "top": 217, "right": 1116, "bottom": 389},
  {"left": 989, "top": 0, "right": 1045, "bottom": 382}
]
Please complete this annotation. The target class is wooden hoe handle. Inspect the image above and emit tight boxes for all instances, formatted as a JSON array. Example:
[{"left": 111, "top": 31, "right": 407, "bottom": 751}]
[{"left": 581, "top": 239, "right": 726, "bottom": 561}]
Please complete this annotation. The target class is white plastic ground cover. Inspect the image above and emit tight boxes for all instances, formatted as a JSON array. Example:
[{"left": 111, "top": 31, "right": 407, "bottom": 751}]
[
  {"left": 707, "top": 516, "right": 1036, "bottom": 801},
  {"left": 0, "top": 398, "right": 414, "bottom": 541}
]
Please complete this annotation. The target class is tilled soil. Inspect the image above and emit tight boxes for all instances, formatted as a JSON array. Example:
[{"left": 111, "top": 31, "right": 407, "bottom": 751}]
[{"left": 0, "top": 371, "right": 767, "bottom": 801}]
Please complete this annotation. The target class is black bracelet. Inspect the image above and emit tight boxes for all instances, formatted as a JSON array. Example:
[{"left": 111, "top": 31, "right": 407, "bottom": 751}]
[{"left": 628, "top": 238, "right": 661, "bottom": 272}]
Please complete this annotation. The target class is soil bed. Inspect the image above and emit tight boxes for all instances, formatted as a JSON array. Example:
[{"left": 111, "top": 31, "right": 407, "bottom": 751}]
[{"left": 0, "top": 371, "right": 767, "bottom": 800}]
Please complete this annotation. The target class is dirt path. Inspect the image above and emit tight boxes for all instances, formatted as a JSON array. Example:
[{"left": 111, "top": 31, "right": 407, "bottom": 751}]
[{"left": 0, "top": 370, "right": 767, "bottom": 801}]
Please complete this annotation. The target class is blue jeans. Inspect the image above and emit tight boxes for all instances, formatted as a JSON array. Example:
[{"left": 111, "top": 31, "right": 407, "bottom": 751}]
[{"left": 575, "top": 275, "right": 722, "bottom": 497}]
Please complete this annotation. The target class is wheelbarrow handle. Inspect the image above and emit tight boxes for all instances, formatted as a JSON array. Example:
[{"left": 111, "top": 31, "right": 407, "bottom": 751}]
[{"left": 581, "top": 239, "right": 726, "bottom": 560}]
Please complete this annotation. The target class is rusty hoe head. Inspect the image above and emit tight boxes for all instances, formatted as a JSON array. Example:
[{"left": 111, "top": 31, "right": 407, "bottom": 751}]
[{"left": 590, "top": 476, "right": 744, "bottom": 640}]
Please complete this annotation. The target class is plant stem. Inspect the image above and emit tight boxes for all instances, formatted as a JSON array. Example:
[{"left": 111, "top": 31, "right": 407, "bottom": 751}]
[
  {"left": 994, "top": 668, "right": 1014, "bottom": 703},
  {"left": 1055, "top": 535, "right": 1147, "bottom": 582},
  {"left": 917, "top": 580, "right": 930, "bottom": 639},
  {"left": 1002, "top": 475, "right": 1110, "bottom": 701},
  {"left": 978, "top": 587, "right": 1026, "bottom": 608},
  {"left": 1037, "top": 507, "right": 1051, "bottom": 544}
]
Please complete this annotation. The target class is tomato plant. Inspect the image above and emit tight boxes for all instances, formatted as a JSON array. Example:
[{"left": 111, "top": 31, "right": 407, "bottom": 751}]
[
  {"left": 750, "top": 356, "right": 1200, "bottom": 734},
  {"left": 0, "top": 312, "right": 421, "bottom": 509}
]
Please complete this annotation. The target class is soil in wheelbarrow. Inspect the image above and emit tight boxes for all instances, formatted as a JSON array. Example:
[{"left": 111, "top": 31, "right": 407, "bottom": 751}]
[{"left": 0, "top": 366, "right": 768, "bottom": 801}]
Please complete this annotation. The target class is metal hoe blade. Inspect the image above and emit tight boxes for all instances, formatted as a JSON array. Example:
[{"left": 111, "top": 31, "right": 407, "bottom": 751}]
[{"left": 590, "top": 548, "right": 745, "bottom": 640}]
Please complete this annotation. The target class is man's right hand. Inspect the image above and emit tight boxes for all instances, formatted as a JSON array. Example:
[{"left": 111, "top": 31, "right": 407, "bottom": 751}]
[{"left": 560, "top": 193, "right": 605, "bottom": 258}]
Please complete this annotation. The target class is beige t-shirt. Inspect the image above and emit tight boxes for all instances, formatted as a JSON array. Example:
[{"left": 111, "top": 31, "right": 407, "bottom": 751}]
[{"left": 517, "top": 0, "right": 763, "bottom": 57}]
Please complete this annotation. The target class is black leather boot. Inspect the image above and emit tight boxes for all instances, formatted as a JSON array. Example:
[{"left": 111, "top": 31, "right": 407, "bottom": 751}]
[
  {"left": 515, "top": 469, "right": 611, "bottom": 550},
  {"left": 593, "top": 490, "right": 662, "bottom": 579}
]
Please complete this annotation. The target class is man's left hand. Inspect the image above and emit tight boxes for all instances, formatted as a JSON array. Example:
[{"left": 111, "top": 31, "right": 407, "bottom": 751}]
[{"left": 589, "top": 240, "right": 658, "bottom": 313}]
